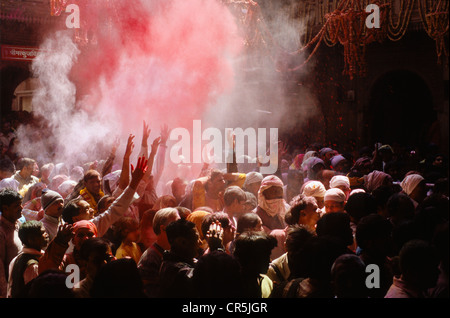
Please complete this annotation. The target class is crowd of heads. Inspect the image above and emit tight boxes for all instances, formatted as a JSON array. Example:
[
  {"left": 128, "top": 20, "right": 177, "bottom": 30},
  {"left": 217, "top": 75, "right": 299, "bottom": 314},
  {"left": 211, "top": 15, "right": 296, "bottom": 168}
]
[{"left": 0, "top": 115, "right": 448, "bottom": 299}]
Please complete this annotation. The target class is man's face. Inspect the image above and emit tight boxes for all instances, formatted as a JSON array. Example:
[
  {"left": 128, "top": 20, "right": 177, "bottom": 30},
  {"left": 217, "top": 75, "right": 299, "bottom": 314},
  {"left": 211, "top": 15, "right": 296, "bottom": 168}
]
[
  {"left": 263, "top": 186, "right": 283, "bottom": 200},
  {"left": 247, "top": 182, "right": 261, "bottom": 196},
  {"left": 230, "top": 197, "right": 246, "bottom": 215},
  {"left": 22, "top": 164, "right": 34, "bottom": 178},
  {"left": 46, "top": 200, "right": 64, "bottom": 218},
  {"left": 1, "top": 200, "right": 23, "bottom": 223},
  {"left": 208, "top": 174, "right": 226, "bottom": 194},
  {"left": 2, "top": 122, "right": 10, "bottom": 133},
  {"left": 74, "top": 200, "right": 95, "bottom": 222},
  {"left": 324, "top": 152, "right": 334, "bottom": 163},
  {"left": 173, "top": 181, "right": 187, "bottom": 199},
  {"left": 85, "top": 174, "right": 101, "bottom": 194},
  {"left": 32, "top": 163, "right": 40, "bottom": 177},
  {"left": 176, "top": 228, "right": 201, "bottom": 259},
  {"left": 30, "top": 225, "right": 50, "bottom": 250},
  {"left": 324, "top": 200, "right": 345, "bottom": 213},
  {"left": 73, "top": 228, "right": 96, "bottom": 250},
  {"left": 299, "top": 201, "right": 320, "bottom": 228}
]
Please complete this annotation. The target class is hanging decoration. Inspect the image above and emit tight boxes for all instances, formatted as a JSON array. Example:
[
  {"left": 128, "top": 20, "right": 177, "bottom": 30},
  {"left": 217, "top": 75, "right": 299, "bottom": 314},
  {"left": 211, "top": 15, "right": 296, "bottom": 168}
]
[
  {"left": 418, "top": 0, "right": 449, "bottom": 63},
  {"left": 46, "top": 0, "right": 448, "bottom": 78},
  {"left": 385, "top": 0, "right": 415, "bottom": 41}
]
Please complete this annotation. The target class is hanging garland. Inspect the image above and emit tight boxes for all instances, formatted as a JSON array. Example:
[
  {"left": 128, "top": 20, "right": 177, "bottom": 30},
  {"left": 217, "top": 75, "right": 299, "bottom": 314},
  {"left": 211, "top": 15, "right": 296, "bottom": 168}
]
[
  {"left": 47, "top": 0, "right": 447, "bottom": 78},
  {"left": 386, "top": 0, "right": 415, "bottom": 41},
  {"left": 418, "top": 0, "right": 449, "bottom": 63}
]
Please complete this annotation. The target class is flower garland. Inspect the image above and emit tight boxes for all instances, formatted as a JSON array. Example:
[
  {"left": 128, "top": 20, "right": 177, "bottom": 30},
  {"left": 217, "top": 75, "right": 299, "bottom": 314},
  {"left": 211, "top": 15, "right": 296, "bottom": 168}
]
[{"left": 418, "top": 0, "right": 449, "bottom": 63}]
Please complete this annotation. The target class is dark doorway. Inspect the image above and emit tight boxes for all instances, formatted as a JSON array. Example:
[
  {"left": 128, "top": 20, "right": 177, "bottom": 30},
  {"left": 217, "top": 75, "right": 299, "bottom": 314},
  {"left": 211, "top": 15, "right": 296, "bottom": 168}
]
[
  {"left": 368, "top": 70, "right": 436, "bottom": 148},
  {"left": 0, "top": 66, "right": 30, "bottom": 118}
]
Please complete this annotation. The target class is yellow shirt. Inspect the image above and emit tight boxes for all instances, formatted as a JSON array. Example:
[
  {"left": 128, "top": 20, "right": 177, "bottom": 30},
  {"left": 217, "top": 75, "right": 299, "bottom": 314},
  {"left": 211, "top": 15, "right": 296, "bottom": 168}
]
[{"left": 115, "top": 242, "right": 142, "bottom": 264}]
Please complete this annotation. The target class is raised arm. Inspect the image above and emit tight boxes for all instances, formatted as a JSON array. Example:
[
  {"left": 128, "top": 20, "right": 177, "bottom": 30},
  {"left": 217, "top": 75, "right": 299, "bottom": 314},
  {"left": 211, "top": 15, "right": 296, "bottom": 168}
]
[
  {"left": 152, "top": 124, "right": 169, "bottom": 187},
  {"left": 117, "top": 134, "right": 135, "bottom": 191},
  {"left": 102, "top": 136, "right": 120, "bottom": 178},
  {"left": 93, "top": 156, "right": 148, "bottom": 236},
  {"left": 139, "top": 120, "right": 151, "bottom": 159}
]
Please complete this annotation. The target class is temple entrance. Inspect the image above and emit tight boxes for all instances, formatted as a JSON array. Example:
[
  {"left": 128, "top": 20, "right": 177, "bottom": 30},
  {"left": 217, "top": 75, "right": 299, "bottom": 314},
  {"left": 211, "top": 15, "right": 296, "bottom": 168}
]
[{"left": 368, "top": 70, "right": 438, "bottom": 149}]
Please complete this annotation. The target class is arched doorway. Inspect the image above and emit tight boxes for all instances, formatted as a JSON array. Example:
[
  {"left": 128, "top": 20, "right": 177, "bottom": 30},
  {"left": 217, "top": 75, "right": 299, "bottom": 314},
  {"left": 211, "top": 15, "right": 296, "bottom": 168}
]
[
  {"left": 368, "top": 70, "right": 437, "bottom": 148},
  {"left": 12, "top": 77, "right": 40, "bottom": 112},
  {"left": 0, "top": 66, "right": 30, "bottom": 117}
]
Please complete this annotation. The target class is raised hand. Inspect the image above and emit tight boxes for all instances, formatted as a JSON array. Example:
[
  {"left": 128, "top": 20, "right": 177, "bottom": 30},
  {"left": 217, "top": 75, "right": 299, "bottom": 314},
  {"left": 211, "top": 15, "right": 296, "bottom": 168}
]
[
  {"left": 206, "top": 220, "right": 224, "bottom": 251},
  {"left": 55, "top": 223, "right": 74, "bottom": 245},
  {"left": 160, "top": 124, "right": 170, "bottom": 145},
  {"left": 130, "top": 156, "right": 149, "bottom": 189},
  {"left": 150, "top": 136, "right": 161, "bottom": 156},
  {"left": 125, "top": 134, "right": 135, "bottom": 158},
  {"left": 142, "top": 120, "right": 151, "bottom": 147}
]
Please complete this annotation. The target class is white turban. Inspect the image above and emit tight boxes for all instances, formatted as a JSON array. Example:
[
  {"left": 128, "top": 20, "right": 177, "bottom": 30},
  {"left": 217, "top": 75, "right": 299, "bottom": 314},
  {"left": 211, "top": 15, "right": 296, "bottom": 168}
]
[
  {"left": 329, "top": 175, "right": 350, "bottom": 189},
  {"left": 0, "top": 178, "right": 20, "bottom": 192},
  {"left": 401, "top": 174, "right": 424, "bottom": 196},
  {"left": 102, "top": 170, "right": 122, "bottom": 193},
  {"left": 324, "top": 188, "right": 346, "bottom": 203},
  {"left": 302, "top": 181, "right": 326, "bottom": 198},
  {"left": 244, "top": 171, "right": 263, "bottom": 188}
]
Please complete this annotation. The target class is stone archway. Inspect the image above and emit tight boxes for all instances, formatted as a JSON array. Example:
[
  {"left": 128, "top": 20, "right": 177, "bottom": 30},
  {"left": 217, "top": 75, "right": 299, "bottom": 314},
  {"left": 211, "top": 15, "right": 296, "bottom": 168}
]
[
  {"left": 0, "top": 65, "right": 30, "bottom": 118},
  {"left": 368, "top": 69, "right": 437, "bottom": 149}
]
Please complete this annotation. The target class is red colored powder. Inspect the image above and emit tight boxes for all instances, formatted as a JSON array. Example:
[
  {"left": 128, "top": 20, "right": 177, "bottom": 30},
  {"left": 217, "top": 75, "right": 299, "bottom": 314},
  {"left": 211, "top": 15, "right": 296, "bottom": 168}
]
[{"left": 71, "top": 0, "right": 242, "bottom": 134}]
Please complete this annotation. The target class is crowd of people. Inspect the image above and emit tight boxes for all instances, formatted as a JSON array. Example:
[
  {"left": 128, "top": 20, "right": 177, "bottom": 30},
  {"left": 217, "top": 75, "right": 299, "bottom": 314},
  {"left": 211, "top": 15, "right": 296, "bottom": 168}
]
[{"left": 0, "top": 114, "right": 448, "bottom": 299}]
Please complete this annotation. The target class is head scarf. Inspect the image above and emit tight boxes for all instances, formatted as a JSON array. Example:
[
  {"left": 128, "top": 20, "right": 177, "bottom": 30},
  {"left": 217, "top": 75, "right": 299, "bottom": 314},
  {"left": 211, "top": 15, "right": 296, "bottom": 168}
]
[
  {"left": 73, "top": 220, "right": 98, "bottom": 237},
  {"left": 319, "top": 147, "right": 334, "bottom": 157},
  {"left": 401, "top": 174, "right": 425, "bottom": 196},
  {"left": 331, "top": 155, "right": 346, "bottom": 169},
  {"left": 329, "top": 175, "right": 350, "bottom": 190},
  {"left": 302, "top": 157, "right": 325, "bottom": 180},
  {"left": 258, "top": 175, "right": 289, "bottom": 217},
  {"left": 58, "top": 180, "right": 77, "bottom": 196},
  {"left": 290, "top": 153, "right": 305, "bottom": 170},
  {"left": 186, "top": 210, "right": 211, "bottom": 240},
  {"left": 350, "top": 157, "right": 372, "bottom": 175},
  {"left": 301, "top": 151, "right": 319, "bottom": 171},
  {"left": 302, "top": 180, "right": 327, "bottom": 198},
  {"left": 244, "top": 171, "right": 263, "bottom": 188},
  {"left": 324, "top": 188, "right": 346, "bottom": 203},
  {"left": 364, "top": 170, "right": 393, "bottom": 193},
  {"left": 0, "top": 177, "right": 19, "bottom": 191}
]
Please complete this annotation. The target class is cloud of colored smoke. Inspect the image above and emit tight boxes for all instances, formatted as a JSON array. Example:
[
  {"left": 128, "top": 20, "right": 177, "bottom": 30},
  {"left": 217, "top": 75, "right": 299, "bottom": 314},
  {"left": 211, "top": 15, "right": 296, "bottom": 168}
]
[
  {"left": 16, "top": 0, "right": 319, "bottom": 181},
  {"left": 17, "top": 0, "right": 242, "bottom": 168}
]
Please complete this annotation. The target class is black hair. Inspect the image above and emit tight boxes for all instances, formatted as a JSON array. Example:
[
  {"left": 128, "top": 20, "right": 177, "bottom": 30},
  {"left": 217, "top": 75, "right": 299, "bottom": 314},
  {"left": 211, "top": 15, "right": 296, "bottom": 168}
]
[
  {"left": 355, "top": 213, "right": 393, "bottom": 251},
  {"left": 233, "top": 231, "right": 277, "bottom": 273},
  {"left": 236, "top": 213, "right": 261, "bottom": 235},
  {"left": 193, "top": 250, "right": 244, "bottom": 298},
  {"left": 316, "top": 212, "right": 354, "bottom": 247},
  {"left": 90, "top": 258, "right": 145, "bottom": 298},
  {"left": 18, "top": 220, "right": 44, "bottom": 247},
  {"left": 345, "top": 192, "right": 377, "bottom": 224},
  {"left": 0, "top": 188, "right": 22, "bottom": 208},
  {"left": 165, "top": 218, "right": 197, "bottom": 246},
  {"left": 62, "top": 198, "right": 82, "bottom": 224},
  {"left": 0, "top": 158, "right": 15, "bottom": 174}
]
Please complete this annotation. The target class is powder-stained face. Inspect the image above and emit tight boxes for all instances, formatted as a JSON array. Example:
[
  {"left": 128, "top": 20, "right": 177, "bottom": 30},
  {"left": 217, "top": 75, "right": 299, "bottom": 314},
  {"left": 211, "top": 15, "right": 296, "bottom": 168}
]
[
  {"left": 74, "top": 200, "right": 95, "bottom": 221},
  {"left": 324, "top": 200, "right": 345, "bottom": 213},
  {"left": 262, "top": 186, "right": 283, "bottom": 200},
  {"left": 85, "top": 174, "right": 102, "bottom": 194},
  {"left": 298, "top": 201, "right": 320, "bottom": 228},
  {"left": 1, "top": 200, "right": 23, "bottom": 223}
]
